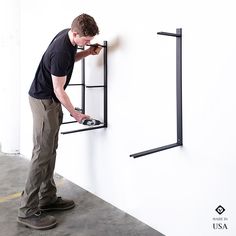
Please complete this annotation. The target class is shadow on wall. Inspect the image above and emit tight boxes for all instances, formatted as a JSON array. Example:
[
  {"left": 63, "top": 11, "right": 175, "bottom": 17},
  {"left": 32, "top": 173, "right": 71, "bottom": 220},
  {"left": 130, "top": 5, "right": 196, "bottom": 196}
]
[{"left": 96, "top": 36, "right": 122, "bottom": 67}]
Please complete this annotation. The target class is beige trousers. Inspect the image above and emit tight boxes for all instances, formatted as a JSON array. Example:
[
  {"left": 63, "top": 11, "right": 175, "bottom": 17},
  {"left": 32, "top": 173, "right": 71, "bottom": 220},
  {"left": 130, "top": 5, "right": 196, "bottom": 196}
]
[{"left": 18, "top": 96, "right": 63, "bottom": 218}]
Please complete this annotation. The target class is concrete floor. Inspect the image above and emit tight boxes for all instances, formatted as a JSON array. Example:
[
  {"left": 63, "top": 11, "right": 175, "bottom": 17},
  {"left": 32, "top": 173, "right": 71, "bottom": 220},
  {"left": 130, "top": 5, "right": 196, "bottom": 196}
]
[{"left": 0, "top": 153, "right": 164, "bottom": 236}]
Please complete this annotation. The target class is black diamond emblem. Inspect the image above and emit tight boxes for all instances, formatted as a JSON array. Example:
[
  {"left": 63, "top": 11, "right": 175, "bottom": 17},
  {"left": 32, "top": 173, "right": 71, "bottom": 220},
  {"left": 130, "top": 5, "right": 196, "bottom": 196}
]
[{"left": 215, "top": 205, "right": 225, "bottom": 215}]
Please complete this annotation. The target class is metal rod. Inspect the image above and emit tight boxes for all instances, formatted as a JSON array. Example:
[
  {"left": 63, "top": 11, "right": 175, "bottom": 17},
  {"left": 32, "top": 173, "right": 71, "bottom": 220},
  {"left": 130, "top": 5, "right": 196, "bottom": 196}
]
[
  {"left": 103, "top": 41, "right": 108, "bottom": 127},
  {"left": 62, "top": 121, "right": 77, "bottom": 125},
  {"left": 67, "top": 83, "right": 84, "bottom": 86},
  {"left": 176, "top": 28, "right": 183, "bottom": 145},
  {"left": 130, "top": 143, "right": 181, "bottom": 158},
  {"left": 61, "top": 125, "right": 106, "bottom": 135},
  {"left": 157, "top": 32, "right": 181, "bottom": 37},
  {"left": 87, "top": 43, "right": 106, "bottom": 48},
  {"left": 86, "top": 85, "right": 105, "bottom": 88},
  {"left": 81, "top": 53, "right": 85, "bottom": 114}
]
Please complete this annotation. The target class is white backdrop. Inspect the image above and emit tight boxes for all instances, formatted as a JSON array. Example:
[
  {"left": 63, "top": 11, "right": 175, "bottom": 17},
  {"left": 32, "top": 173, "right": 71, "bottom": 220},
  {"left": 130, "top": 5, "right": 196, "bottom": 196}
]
[
  {"left": 0, "top": 0, "right": 20, "bottom": 153},
  {"left": 14, "top": 0, "right": 236, "bottom": 235}
]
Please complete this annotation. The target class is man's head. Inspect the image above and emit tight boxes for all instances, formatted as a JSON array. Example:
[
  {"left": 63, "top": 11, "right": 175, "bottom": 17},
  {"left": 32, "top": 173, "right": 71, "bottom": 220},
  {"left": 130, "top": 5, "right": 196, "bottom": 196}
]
[{"left": 71, "top": 13, "right": 99, "bottom": 46}]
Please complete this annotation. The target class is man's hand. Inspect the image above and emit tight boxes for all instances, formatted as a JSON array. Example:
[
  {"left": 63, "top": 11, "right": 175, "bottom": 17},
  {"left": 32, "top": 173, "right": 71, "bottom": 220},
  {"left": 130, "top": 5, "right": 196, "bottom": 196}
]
[
  {"left": 71, "top": 110, "right": 90, "bottom": 123},
  {"left": 87, "top": 43, "right": 102, "bottom": 55},
  {"left": 75, "top": 44, "right": 102, "bottom": 61}
]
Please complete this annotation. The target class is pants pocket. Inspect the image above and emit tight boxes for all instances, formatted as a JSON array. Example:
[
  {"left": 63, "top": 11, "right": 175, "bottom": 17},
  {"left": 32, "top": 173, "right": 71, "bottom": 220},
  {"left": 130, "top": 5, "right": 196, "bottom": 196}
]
[{"left": 40, "top": 99, "right": 55, "bottom": 111}]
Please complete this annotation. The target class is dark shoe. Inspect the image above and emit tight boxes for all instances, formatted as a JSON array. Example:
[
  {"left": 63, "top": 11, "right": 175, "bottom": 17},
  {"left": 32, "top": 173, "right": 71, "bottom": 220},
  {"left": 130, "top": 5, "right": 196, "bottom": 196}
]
[
  {"left": 17, "top": 211, "right": 57, "bottom": 230},
  {"left": 40, "top": 197, "right": 75, "bottom": 212}
]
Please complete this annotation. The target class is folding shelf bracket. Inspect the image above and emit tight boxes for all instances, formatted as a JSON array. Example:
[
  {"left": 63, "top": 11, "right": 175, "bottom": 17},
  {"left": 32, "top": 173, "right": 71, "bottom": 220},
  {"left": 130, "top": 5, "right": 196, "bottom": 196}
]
[
  {"left": 130, "top": 28, "right": 183, "bottom": 158},
  {"left": 61, "top": 41, "right": 108, "bottom": 134}
]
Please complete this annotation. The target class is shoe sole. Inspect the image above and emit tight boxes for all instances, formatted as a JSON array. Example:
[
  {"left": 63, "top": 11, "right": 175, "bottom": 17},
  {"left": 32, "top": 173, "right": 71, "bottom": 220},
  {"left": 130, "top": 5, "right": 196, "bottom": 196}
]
[
  {"left": 17, "top": 218, "right": 57, "bottom": 230},
  {"left": 40, "top": 203, "right": 75, "bottom": 212}
]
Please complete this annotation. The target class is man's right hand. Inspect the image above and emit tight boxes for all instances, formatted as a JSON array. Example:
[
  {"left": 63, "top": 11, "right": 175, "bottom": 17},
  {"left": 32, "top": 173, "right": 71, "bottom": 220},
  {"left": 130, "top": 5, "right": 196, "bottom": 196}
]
[{"left": 71, "top": 111, "right": 90, "bottom": 123}]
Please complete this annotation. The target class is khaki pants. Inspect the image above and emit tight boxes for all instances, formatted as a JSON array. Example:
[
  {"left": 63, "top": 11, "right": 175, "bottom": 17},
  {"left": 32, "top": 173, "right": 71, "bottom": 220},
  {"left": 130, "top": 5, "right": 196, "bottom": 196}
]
[{"left": 18, "top": 96, "right": 63, "bottom": 218}]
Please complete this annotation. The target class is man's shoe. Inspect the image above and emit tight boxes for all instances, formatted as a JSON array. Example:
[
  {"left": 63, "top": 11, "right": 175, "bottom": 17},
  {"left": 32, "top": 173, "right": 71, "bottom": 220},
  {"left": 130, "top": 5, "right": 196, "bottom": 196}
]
[
  {"left": 40, "top": 197, "right": 75, "bottom": 212},
  {"left": 17, "top": 211, "right": 57, "bottom": 230}
]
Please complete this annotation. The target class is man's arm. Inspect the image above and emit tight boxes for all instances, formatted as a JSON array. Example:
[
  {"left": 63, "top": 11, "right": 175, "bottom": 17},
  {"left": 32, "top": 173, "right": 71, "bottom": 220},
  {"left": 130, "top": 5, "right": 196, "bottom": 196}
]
[
  {"left": 75, "top": 45, "right": 102, "bottom": 62},
  {"left": 52, "top": 75, "right": 89, "bottom": 122},
  {"left": 75, "top": 49, "right": 91, "bottom": 62}
]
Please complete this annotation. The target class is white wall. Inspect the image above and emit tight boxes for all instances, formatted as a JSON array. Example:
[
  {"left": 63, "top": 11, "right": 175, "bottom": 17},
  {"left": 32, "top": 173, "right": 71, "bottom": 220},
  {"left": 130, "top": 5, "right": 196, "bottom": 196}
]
[
  {"left": 19, "top": 0, "right": 236, "bottom": 235},
  {"left": 0, "top": 0, "right": 20, "bottom": 153}
]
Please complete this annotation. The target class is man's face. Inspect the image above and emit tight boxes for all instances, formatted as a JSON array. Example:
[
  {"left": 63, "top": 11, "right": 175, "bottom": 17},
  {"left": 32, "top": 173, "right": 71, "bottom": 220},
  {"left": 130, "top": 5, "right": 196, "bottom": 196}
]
[{"left": 74, "top": 34, "right": 94, "bottom": 47}]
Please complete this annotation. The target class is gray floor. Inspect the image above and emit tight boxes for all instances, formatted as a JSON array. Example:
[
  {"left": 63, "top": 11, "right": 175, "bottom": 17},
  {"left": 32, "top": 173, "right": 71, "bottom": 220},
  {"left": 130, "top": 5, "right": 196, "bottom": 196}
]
[{"left": 0, "top": 153, "right": 164, "bottom": 236}]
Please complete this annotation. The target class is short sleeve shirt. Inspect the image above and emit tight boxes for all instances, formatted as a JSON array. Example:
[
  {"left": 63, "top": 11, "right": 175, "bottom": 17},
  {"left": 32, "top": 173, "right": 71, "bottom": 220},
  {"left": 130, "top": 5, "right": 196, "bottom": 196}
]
[{"left": 29, "top": 29, "right": 77, "bottom": 102}]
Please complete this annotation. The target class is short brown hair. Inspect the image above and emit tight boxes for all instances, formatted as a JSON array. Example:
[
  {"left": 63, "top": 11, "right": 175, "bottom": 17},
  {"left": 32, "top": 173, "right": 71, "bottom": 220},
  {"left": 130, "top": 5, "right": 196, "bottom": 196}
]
[{"left": 71, "top": 13, "right": 99, "bottom": 37}]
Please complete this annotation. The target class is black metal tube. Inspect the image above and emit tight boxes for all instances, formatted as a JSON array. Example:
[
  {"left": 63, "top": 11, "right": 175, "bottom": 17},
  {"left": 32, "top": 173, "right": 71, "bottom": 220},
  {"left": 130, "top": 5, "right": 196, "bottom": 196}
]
[
  {"left": 87, "top": 43, "right": 106, "bottom": 48},
  {"left": 61, "top": 125, "right": 106, "bottom": 135},
  {"left": 103, "top": 41, "right": 108, "bottom": 127},
  {"left": 81, "top": 55, "right": 85, "bottom": 114},
  {"left": 86, "top": 85, "right": 105, "bottom": 88},
  {"left": 130, "top": 143, "right": 181, "bottom": 158},
  {"left": 62, "top": 121, "right": 77, "bottom": 125},
  {"left": 157, "top": 32, "right": 181, "bottom": 37},
  {"left": 67, "top": 83, "right": 84, "bottom": 86},
  {"left": 176, "top": 28, "right": 183, "bottom": 145}
]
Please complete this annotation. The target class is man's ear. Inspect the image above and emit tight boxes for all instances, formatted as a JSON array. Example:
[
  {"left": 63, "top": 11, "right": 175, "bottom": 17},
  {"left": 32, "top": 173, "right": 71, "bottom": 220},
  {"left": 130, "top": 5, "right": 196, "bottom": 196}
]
[{"left": 72, "top": 31, "right": 78, "bottom": 38}]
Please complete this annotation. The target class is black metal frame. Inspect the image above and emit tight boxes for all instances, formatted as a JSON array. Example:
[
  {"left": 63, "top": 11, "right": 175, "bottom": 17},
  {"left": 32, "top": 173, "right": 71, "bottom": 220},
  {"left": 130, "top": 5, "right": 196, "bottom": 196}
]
[
  {"left": 130, "top": 28, "right": 182, "bottom": 158},
  {"left": 61, "top": 41, "right": 108, "bottom": 134}
]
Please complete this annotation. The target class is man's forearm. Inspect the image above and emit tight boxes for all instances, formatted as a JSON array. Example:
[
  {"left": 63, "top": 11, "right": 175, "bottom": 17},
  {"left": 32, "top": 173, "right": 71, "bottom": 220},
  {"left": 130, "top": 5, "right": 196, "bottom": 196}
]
[
  {"left": 75, "top": 49, "right": 91, "bottom": 62},
  {"left": 52, "top": 74, "right": 90, "bottom": 122},
  {"left": 54, "top": 89, "right": 76, "bottom": 116},
  {"left": 54, "top": 88, "right": 90, "bottom": 123}
]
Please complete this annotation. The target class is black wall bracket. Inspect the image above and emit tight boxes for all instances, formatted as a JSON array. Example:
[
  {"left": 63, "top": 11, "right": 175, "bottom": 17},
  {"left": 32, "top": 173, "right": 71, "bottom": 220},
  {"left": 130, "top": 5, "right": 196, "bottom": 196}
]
[
  {"left": 130, "top": 28, "right": 183, "bottom": 158},
  {"left": 61, "top": 41, "right": 108, "bottom": 134}
]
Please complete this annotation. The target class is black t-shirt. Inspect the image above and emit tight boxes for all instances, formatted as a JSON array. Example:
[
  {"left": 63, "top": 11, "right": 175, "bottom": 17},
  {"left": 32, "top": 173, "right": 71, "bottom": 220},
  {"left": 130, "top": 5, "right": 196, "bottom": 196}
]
[{"left": 29, "top": 29, "right": 77, "bottom": 102}]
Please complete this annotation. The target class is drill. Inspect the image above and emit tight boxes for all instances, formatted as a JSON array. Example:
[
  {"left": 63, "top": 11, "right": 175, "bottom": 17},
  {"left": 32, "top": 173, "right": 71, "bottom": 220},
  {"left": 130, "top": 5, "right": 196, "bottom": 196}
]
[{"left": 74, "top": 107, "right": 102, "bottom": 126}]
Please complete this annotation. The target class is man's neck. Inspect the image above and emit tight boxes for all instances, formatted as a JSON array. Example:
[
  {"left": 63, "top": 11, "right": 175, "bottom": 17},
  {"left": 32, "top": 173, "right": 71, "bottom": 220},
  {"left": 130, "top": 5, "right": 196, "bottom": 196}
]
[{"left": 68, "top": 30, "right": 75, "bottom": 46}]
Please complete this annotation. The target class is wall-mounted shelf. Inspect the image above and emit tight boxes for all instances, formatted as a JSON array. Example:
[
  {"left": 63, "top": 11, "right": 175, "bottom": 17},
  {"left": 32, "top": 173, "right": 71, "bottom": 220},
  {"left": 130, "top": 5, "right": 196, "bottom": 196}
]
[
  {"left": 130, "top": 29, "right": 183, "bottom": 158},
  {"left": 61, "top": 41, "right": 108, "bottom": 134}
]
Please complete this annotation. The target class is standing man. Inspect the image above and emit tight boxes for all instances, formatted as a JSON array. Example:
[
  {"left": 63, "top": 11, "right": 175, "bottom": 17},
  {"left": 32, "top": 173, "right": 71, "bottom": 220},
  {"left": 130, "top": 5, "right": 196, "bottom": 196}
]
[{"left": 18, "top": 13, "right": 100, "bottom": 230}]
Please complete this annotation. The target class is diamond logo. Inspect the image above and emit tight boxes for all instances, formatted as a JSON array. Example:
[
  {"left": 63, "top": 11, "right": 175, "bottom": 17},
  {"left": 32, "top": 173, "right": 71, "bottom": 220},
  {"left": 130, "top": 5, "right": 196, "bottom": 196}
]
[{"left": 215, "top": 205, "right": 225, "bottom": 215}]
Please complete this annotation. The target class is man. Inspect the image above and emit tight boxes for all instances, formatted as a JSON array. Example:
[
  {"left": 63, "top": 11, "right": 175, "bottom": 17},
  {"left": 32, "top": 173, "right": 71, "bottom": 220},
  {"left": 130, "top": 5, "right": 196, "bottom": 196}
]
[{"left": 18, "top": 13, "right": 100, "bottom": 230}]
